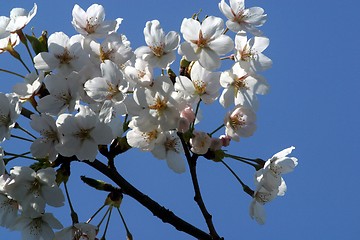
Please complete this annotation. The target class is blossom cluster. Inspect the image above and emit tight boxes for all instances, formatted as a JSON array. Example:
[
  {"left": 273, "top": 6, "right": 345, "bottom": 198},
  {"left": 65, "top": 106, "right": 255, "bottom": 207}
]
[{"left": 0, "top": 0, "right": 298, "bottom": 239}]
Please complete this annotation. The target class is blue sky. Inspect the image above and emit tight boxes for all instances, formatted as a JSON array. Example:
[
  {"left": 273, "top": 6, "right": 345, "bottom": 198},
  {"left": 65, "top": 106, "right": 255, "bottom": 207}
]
[{"left": 1, "top": 0, "right": 359, "bottom": 239}]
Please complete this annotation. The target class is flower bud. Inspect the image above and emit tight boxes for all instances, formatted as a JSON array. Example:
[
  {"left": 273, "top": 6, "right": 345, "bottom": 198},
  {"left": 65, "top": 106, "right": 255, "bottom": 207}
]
[{"left": 190, "top": 131, "right": 211, "bottom": 155}]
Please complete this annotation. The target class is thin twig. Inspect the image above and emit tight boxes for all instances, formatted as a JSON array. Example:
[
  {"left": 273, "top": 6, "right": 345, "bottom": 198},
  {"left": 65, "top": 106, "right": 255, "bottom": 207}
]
[
  {"left": 0, "top": 68, "right": 25, "bottom": 78},
  {"left": 178, "top": 132, "right": 222, "bottom": 240}
]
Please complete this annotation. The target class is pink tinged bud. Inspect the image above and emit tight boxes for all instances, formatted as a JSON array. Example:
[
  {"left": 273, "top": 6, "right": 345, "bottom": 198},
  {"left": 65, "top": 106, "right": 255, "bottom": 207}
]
[
  {"left": 180, "top": 106, "right": 195, "bottom": 123},
  {"left": 210, "top": 137, "right": 223, "bottom": 151},
  {"left": 190, "top": 131, "right": 211, "bottom": 155},
  {"left": 178, "top": 117, "right": 190, "bottom": 133},
  {"left": 220, "top": 134, "right": 231, "bottom": 147}
]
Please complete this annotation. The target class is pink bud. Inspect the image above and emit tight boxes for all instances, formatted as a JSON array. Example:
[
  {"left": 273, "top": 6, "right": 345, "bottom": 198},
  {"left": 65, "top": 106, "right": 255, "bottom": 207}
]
[
  {"left": 190, "top": 131, "right": 211, "bottom": 155},
  {"left": 178, "top": 118, "right": 190, "bottom": 133},
  {"left": 180, "top": 106, "right": 195, "bottom": 123},
  {"left": 210, "top": 137, "right": 223, "bottom": 151},
  {"left": 219, "top": 135, "right": 231, "bottom": 147}
]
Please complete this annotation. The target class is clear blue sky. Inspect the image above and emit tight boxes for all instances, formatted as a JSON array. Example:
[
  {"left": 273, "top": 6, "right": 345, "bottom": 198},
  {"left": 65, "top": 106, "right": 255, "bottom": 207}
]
[{"left": 1, "top": 0, "right": 359, "bottom": 239}]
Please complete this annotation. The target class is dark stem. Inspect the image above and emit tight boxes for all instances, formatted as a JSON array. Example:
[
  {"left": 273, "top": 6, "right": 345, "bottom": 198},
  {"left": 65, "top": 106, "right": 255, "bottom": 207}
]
[
  {"left": 178, "top": 132, "right": 222, "bottom": 240},
  {"left": 84, "top": 159, "right": 212, "bottom": 240},
  {"left": 0, "top": 68, "right": 25, "bottom": 78},
  {"left": 64, "top": 181, "right": 79, "bottom": 224},
  {"left": 221, "top": 160, "right": 254, "bottom": 197}
]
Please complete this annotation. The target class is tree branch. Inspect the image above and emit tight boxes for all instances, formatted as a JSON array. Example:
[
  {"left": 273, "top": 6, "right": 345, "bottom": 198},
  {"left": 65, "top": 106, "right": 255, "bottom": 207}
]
[
  {"left": 178, "top": 133, "right": 222, "bottom": 240},
  {"left": 84, "top": 159, "right": 212, "bottom": 240}
]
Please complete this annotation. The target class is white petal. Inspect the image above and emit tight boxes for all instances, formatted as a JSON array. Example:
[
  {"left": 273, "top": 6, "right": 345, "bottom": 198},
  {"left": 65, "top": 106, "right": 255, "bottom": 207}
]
[
  {"left": 198, "top": 48, "right": 220, "bottom": 70},
  {"left": 166, "top": 150, "right": 186, "bottom": 173}
]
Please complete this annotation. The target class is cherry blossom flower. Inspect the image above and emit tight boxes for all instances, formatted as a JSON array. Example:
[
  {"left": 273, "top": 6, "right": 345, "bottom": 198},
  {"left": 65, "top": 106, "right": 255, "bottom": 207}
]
[
  {"left": 179, "top": 16, "right": 234, "bottom": 70},
  {"left": 250, "top": 147, "right": 298, "bottom": 224},
  {"left": 175, "top": 61, "right": 221, "bottom": 104},
  {"left": 0, "top": 16, "right": 19, "bottom": 53},
  {"left": 151, "top": 130, "right": 185, "bottom": 173},
  {"left": 34, "top": 32, "right": 89, "bottom": 75},
  {"left": 13, "top": 72, "right": 43, "bottom": 102},
  {"left": 219, "top": 0, "right": 266, "bottom": 35},
  {"left": 249, "top": 185, "right": 277, "bottom": 225},
  {"left": 55, "top": 222, "right": 98, "bottom": 240},
  {"left": 234, "top": 31, "right": 272, "bottom": 73},
  {"left": 224, "top": 105, "right": 256, "bottom": 141},
  {"left": 219, "top": 63, "right": 269, "bottom": 109},
  {"left": 190, "top": 131, "right": 212, "bottom": 155},
  {"left": 88, "top": 32, "right": 133, "bottom": 65},
  {"left": 30, "top": 114, "right": 60, "bottom": 162},
  {"left": 4, "top": 167, "right": 65, "bottom": 215},
  {"left": 84, "top": 60, "right": 128, "bottom": 104},
  {"left": 131, "top": 76, "right": 182, "bottom": 131},
  {"left": 0, "top": 193, "right": 19, "bottom": 228},
  {"left": 0, "top": 93, "right": 21, "bottom": 143},
  {"left": 124, "top": 58, "right": 154, "bottom": 87},
  {"left": 5, "top": 3, "right": 37, "bottom": 32},
  {"left": 72, "top": 4, "right": 122, "bottom": 38},
  {"left": 11, "top": 212, "right": 63, "bottom": 240},
  {"left": 37, "top": 72, "right": 80, "bottom": 116},
  {"left": 126, "top": 124, "right": 163, "bottom": 152},
  {"left": 256, "top": 146, "right": 298, "bottom": 195},
  {"left": 55, "top": 105, "right": 113, "bottom": 161},
  {"left": 135, "top": 20, "right": 180, "bottom": 68}
]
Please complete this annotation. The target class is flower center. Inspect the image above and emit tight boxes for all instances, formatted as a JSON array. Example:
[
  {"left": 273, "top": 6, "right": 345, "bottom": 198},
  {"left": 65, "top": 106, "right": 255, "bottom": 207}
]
[
  {"left": 143, "top": 129, "right": 159, "bottom": 143},
  {"left": 240, "top": 45, "right": 253, "bottom": 62},
  {"left": 232, "top": 9, "right": 247, "bottom": 24},
  {"left": 255, "top": 191, "right": 272, "bottom": 204},
  {"left": 230, "top": 113, "right": 245, "bottom": 130},
  {"left": 149, "top": 96, "right": 167, "bottom": 113},
  {"left": 56, "top": 49, "right": 73, "bottom": 64},
  {"left": 0, "top": 114, "right": 10, "bottom": 126},
  {"left": 85, "top": 17, "right": 99, "bottom": 34},
  {"left": 30, "top": 217, "right": 43, "bottom": 235},
  {"left": 100, "top": 47, "right": 114, "bottom": 62},
  {"left": 41, "top": 129, "right": 59, "bottom": 142},
  {"left": 233, "top": 74, "right": 248, "bottom": 94},
  {"left": 193, "top": 79, "right": 207, "bottom": 95},
  {"left": 192, "top": 30, "right": 208, "bottom": 48},
  {"left": 165, "top": 137, "right": 180, "bottom": 153},
  {"left": 150, "top": 44, "right": 165, "bottom": 57},
  {"left": 75, "top": 128, "right": 93, "bottom": 141}
]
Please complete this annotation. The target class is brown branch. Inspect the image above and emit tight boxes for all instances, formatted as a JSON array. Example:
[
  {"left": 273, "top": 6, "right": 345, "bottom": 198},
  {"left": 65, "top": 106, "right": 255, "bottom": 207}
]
[
  {"left": 84, "top": 159, "right": 212, "bottom": 240},
  {"left": 178, "top": 133, "right": 222, "bottom": 240}
]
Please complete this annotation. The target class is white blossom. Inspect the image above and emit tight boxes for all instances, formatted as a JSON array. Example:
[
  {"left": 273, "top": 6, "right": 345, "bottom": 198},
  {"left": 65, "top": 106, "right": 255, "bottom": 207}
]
[
  {"left": 13, "top": 72, "right": 43, "bottom": 102},
  {"left": 56, "top": 105, "right": 113, "bottom": 161},
  {"left": 219, "top": 0, "right": 266, "bottom": 35},
  {"left": 11, "top": 212, "right": 63, "bottom": 240},
  {"left": 131, "top": 76, "right": 182, "bottom": 131},
  {"left": 151, "top": 130, "right": 186, "bottom": 173},
  {"left": 72, "top": 4, "right": 122, "bottom": 38},
  {"left": 0, "top": 16, "right": 19, "bottom": 53},
  {"left": 175, "top": 61, "right": 221, "bottom": 104},
  {"left": 190, "top": 131, "right": 211, "bottom": 155},
  {"left": 30, "top": 114, "right": 60, "bottom": 162},
  {"left": 0, "top": 93, "right": 21, "bottom": 143},
  {"left": 235, "top": 31, "right": 272, "bottom": 73},
  {"left": 89, "top": 32, "right": 133, "bottom": 65},
  {"left": 219, "top": 63, "right": 269, "bottom": 109},
  {"left": 5, "top": 3, "right": 37, "bottom": 32},
  {"left": 124, "top": 58, "right": 154, "bottom": 87},
  {"left": 135, "top": 20, "right": 180, "bottom": 68},
  {"left": 224, "top": 105, "right": 256, "bottom": 141},
  {"left": 34, "top": 32, "right": 89, "bottom": 75},
  {"left": 4, "top": 167, "right": 64, "bottom": 215},
  {"left": 37, "top": 73, "right": 80, "bottom": 116},
  {"left": 179, "top": 16, "right": 234, "bottom": 70}
]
